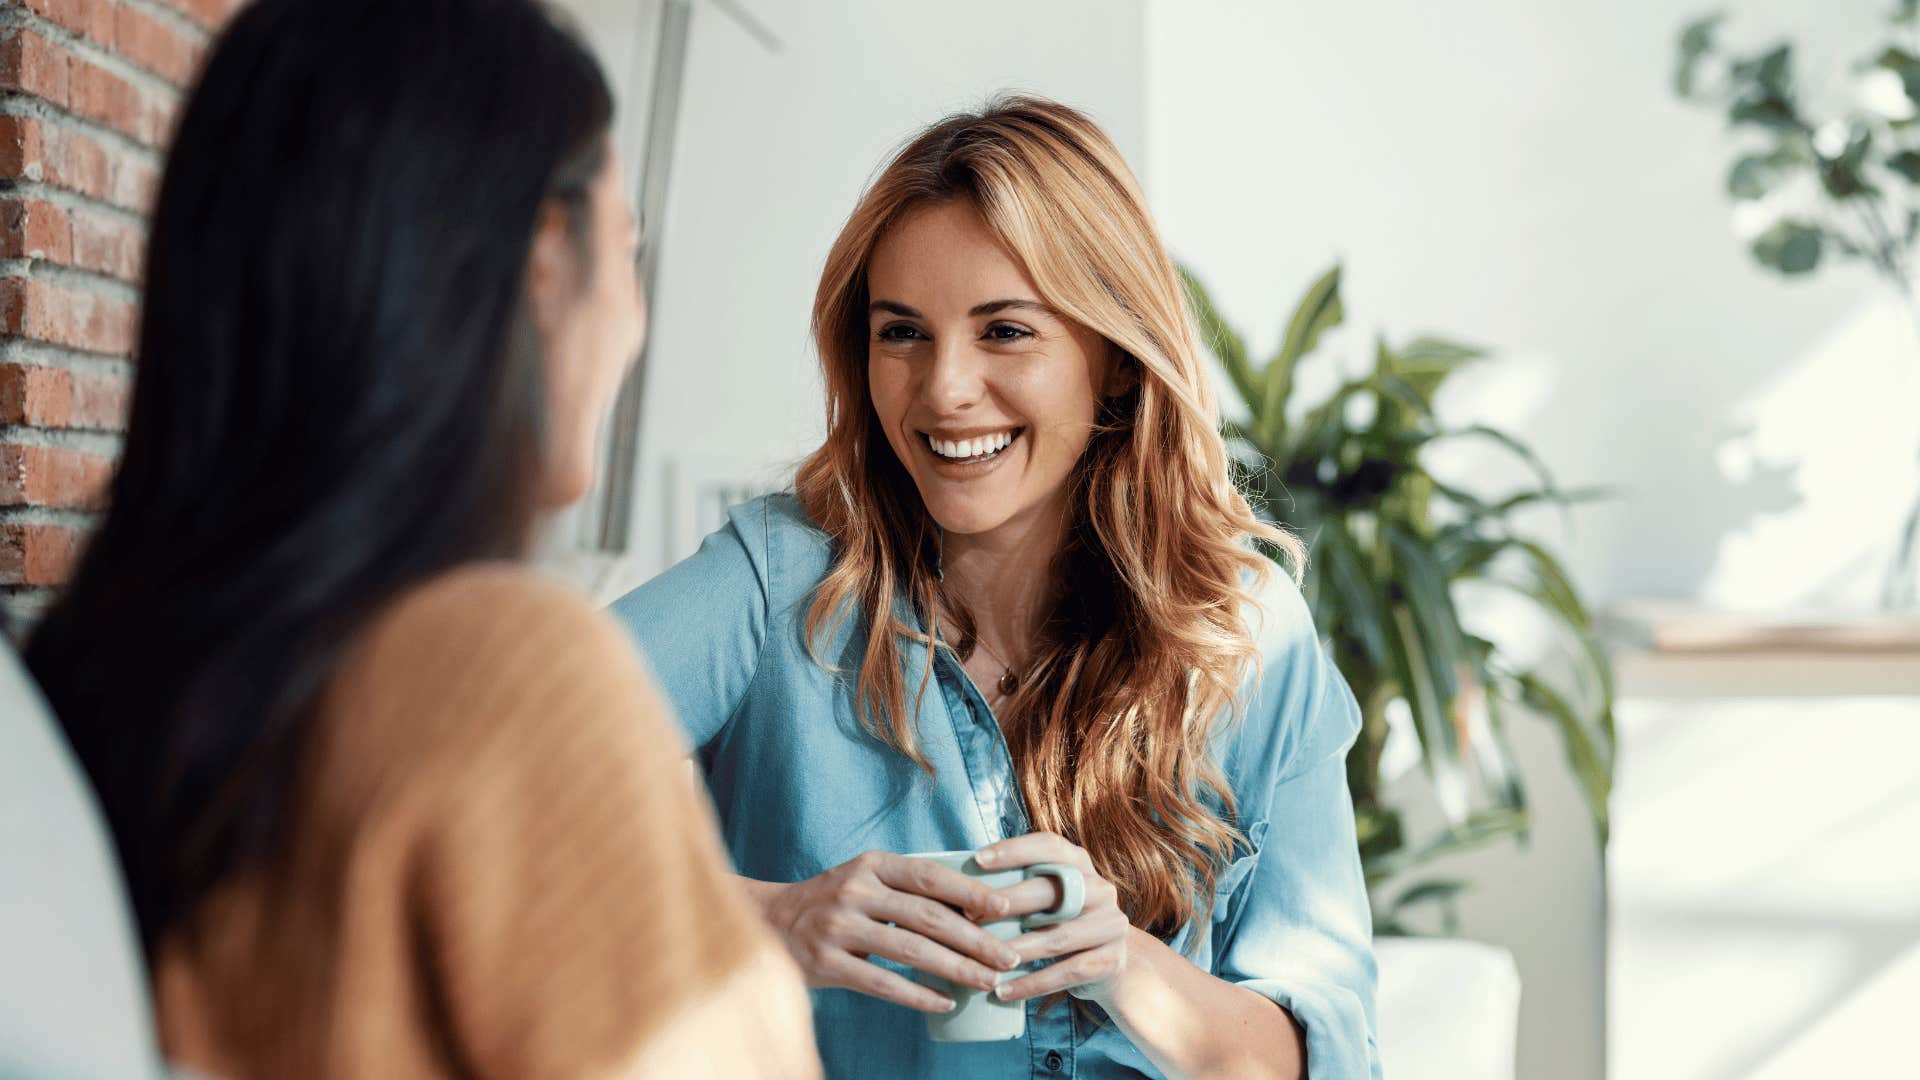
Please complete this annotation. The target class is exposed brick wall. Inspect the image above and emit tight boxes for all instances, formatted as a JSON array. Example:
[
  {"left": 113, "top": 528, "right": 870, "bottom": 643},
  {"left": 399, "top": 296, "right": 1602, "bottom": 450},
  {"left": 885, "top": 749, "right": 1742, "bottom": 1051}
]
[{"left": 0, "top": 0, "right": 242, "bottom": 630}]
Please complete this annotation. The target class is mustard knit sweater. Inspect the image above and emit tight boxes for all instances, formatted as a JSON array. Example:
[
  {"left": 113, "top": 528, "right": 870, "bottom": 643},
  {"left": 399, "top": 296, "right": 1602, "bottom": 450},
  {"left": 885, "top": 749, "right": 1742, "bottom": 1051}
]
[{"left": 151, "top": 566, "right": 820, "bottom": 1078}]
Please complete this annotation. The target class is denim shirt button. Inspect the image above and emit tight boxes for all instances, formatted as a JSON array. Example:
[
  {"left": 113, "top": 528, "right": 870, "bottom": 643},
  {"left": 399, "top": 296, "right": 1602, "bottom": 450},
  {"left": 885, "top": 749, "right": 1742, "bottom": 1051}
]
[{"left": 1044, "top": 1049, "right": 1064, "bottom": 1071}]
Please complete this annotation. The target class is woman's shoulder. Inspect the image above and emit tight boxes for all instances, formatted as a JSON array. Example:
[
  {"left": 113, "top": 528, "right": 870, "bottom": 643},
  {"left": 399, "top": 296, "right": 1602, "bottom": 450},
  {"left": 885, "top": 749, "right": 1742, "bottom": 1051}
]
[
  {"left": 1221, "top": 561, "right": 1363, "bottom": 788},
  {"left": 1240, "top": 561, "right": 1319, "bottom": 664},
  {"left": 617, "top": 492, "right": 835, "bottom": 622},
  {"left": 358, "top": 563, "right": 626, "bottom": 662},
  {"left": 727, "top": 492, "right": 835, "bottom": 605}
]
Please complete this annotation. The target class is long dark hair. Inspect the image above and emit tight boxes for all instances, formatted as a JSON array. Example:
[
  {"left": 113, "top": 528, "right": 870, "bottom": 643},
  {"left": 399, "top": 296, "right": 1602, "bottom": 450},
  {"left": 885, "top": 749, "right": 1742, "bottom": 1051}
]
[{"left": 25, "top": 0, "right": 614, "bottom": 955}]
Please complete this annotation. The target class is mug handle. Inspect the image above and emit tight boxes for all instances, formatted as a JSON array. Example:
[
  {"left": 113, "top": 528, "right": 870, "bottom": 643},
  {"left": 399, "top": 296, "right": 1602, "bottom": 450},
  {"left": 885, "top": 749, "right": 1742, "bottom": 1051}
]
[{"left": 1020, "top": 864, "right": 1084, "bottom": 927}]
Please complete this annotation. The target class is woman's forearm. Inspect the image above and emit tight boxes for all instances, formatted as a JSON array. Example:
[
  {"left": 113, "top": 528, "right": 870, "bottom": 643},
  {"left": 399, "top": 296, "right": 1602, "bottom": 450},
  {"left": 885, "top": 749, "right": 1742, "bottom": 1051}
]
[{"left": 1090, "top": 927, "right": 1305, "bottom": 1080}]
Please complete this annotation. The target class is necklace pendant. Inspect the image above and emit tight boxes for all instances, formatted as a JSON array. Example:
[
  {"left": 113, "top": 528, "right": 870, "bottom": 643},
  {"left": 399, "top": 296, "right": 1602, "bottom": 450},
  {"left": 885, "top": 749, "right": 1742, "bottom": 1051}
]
[{"left": 997, "top": 671, "right": 1019, "bottom": 697}]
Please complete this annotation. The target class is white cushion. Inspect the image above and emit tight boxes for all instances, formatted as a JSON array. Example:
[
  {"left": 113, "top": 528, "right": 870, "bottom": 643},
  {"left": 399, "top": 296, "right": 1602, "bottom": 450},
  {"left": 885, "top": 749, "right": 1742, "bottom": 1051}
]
[
  {"left": 1376, "top": 936, "right": 1521, "bottom": 1080},
  {"left": 0, "top": 643, "right": 168, "bottom": 1079}
]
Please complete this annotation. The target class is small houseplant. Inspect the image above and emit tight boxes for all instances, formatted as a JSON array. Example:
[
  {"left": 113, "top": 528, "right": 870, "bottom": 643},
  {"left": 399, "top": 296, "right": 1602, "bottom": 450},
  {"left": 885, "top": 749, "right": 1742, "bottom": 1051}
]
[
  {"left": 1673, "top": 1, "right": 1920, "bottom": 607},
  {"left": 1183, "top": 264, "right": 1616, "bottom": 931}
]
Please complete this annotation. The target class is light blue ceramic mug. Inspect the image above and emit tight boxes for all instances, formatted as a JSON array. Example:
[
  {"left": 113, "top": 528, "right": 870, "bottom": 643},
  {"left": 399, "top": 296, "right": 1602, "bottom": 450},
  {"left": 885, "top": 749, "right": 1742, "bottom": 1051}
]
[{"left": 905, "top": 850, "right": 1085, "bottom": 1042}]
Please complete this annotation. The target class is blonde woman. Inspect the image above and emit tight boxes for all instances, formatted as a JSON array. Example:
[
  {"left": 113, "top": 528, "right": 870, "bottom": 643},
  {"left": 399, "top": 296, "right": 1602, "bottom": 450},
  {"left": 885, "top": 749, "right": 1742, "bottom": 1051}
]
[{"left": 613, "top": 96, "right": 1379, "bottom": 1079}]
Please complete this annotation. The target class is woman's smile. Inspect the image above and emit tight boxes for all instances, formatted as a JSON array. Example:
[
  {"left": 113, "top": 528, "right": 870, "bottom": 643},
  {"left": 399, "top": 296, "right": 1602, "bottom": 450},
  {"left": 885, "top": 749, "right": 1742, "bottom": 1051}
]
[{"left": 919, "top": 425, "right": 1026, "bottom": 475}]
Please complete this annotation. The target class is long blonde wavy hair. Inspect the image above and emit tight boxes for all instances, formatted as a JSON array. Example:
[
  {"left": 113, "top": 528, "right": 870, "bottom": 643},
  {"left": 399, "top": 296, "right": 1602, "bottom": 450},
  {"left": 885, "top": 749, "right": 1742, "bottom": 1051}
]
[{"left": 795, "top": 95, "right": 1303, "bottom": 937}]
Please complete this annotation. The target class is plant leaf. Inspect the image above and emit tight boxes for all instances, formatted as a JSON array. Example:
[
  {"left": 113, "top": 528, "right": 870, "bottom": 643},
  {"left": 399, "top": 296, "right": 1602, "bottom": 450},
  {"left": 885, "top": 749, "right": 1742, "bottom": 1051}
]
[
  {"left": 1364, "top": 806, "right": 1530, "bottom": 886},
  {"left": 1384, "top": 598, "right": 1468, "bottom": 824},
  {"left": 1387, "top": 524, "right": 1467, "bottom": 709},
  {"left": 1257, "top": 264, "right": 1344, "bottom": 446},
  {"left": 1477, "top": 690, "right": 1529, "bottom": 813},
  {"left": 1389, "top": 877, "right": 1472, "bottom": 911},
  {"left": 1181, "top": 267, "right": 1258, "bottom": 414},
  {"left": 1389, "top": 335, "right": 1489, "bottom": 406},
  {"left": 1727, "top": 153, "right": 1782, "bottom": 199},
  {"left": 1315, "top": 516, "right": 1392, "bottom": 672},
  {"left": 1751, "top": 219, "right": 1824, "bottom": 274},
  {"left": 1674, "top": 12, "right": 1727, "bottom": 98},
  {"left": 1511, "top": 671, "right": 1612, "bottom": 845},
  {"left": 1727, "top": 95, "right": 1803, "bottom": 131}
]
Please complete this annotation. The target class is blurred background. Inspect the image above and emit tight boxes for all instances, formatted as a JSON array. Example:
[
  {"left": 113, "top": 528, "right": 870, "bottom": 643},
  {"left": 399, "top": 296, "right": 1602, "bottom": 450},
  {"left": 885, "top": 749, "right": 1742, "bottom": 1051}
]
[
  {"left": 3, "top": 0, "right": 1916, "bottom": 1077},
  {"left": 548, "top": 2, "right": 1920, "bottom": 1077}
]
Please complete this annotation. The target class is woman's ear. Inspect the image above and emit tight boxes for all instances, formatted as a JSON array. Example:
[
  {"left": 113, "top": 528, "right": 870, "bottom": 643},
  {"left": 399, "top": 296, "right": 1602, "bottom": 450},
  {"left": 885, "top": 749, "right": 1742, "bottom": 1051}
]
[
  {"left": 524, "top": 201, "right": 576, "bottom": 338},
  {"left": 1105, "top": 349, "right": 1141, "bottom": 398}
]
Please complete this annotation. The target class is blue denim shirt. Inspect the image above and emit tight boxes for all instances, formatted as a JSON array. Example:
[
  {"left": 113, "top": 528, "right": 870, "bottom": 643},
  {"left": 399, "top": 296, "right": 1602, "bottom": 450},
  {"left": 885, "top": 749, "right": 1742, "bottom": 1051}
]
[{"left": 610, "top": 495, "right": 1381, "bottom": 1079}]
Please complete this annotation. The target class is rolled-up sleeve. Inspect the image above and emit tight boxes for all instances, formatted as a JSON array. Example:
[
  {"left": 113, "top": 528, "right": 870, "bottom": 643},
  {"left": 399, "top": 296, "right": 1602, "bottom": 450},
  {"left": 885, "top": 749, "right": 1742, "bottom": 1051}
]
[{"left": 1214, "top": 574, "right": 1382, "bottom": 1079}]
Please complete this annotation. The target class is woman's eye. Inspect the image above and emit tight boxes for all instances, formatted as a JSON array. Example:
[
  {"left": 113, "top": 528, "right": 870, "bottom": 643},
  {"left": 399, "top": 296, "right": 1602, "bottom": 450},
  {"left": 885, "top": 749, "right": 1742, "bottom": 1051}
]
[
  {"left": 876, "top": 324, "right": 924, "bottom": 342},
  {"left": 984, "top": 322, "right": 1033, "bottom": 342}
]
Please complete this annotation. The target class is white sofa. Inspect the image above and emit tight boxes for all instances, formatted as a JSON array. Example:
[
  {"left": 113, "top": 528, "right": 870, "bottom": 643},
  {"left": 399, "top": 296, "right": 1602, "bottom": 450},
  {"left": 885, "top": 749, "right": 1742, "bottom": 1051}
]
[
  {"left": 1376, "top": 937, "right": 1522, "bottom": 1080},
  {"left": 1, "top": 642, "right": 170, "bottom": 1079}
]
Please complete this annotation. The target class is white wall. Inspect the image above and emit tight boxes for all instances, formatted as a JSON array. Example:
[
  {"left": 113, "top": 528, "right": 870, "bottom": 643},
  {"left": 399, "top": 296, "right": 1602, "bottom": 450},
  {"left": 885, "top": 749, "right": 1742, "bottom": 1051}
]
[
  {"left": 1146, "top": 2, "right": 1899, "bottom": 1078},
  {"left": 1145, "top": 0, "right": 1900, "bottom": 610},
  {"left": 617, "top": 0, "right": 1148, "bottom": 581}
]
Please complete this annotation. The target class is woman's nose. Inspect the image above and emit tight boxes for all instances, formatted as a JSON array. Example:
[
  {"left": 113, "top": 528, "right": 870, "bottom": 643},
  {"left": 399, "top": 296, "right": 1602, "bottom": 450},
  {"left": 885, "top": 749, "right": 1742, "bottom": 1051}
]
[{"left": 922, "top": 338, "right": 986, "bottom": 413}]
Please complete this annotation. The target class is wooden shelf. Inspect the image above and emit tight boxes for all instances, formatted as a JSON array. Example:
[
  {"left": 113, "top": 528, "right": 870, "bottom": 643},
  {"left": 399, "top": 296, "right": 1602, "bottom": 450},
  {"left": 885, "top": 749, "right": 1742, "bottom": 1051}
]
[
  {"left": 1604, "top": 602, "right": 1920, "bottom": 655},
  {"left": 1605, "top": 602, "right": 1920, "bottom": 698}
]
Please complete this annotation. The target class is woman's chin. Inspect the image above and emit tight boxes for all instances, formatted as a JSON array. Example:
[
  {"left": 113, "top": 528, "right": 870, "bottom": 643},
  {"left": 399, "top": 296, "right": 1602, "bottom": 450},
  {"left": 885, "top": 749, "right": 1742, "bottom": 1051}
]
[
  {"left": 913, "top": 484, "right": 1056, "bottom": 541},
  {"left": 538, "top": 461, "right": 596, "bottom": 510}
]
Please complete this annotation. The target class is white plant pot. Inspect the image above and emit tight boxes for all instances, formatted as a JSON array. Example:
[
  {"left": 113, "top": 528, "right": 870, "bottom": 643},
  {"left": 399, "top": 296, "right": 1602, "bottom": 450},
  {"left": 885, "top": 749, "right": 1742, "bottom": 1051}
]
[{"left": 1376, "top": 937, "right": 1521, "bottom": 1080}]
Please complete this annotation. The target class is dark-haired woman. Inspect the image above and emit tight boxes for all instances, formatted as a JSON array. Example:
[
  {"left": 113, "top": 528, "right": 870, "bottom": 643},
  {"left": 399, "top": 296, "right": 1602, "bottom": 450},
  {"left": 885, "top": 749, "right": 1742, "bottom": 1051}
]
[{"left": 24, "top": 1, "right": 818, "bottom": 1075}]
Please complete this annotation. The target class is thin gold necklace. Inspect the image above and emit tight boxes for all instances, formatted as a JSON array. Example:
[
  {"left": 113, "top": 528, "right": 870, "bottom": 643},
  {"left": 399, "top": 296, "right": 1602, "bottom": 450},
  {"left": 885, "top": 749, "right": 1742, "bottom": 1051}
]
[{"left": 971, "top": 634, "right": 1024, "bottom": 698}]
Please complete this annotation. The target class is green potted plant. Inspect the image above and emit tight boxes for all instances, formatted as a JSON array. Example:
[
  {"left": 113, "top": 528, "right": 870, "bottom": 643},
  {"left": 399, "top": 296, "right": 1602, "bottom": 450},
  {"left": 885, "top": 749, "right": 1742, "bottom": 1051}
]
[
  {"left": 1181, "top": 264, "right": 1616, "bottom": 932},
  {"left": 1672, "top": 1, "right": 1920, "bottom": 608}
]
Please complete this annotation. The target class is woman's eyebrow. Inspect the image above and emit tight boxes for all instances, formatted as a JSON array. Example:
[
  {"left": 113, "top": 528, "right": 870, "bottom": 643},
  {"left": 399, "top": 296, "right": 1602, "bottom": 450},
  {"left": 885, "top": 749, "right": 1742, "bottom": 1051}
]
[
  {"left": 969, "top": 298, "right": 1055, "bottom": 318},
  {"left": 867, "top": 298, "right": 1057, "bottom": 319}
]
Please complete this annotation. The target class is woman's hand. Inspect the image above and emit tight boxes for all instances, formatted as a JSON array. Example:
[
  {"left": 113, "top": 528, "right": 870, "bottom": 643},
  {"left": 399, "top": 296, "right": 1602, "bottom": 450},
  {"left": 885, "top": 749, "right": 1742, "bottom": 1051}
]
[
  {"left": 749, "top": 853, "right": 1024, "bottom": 1013},
  {"left": 976, "top": 832, "right": 1133, "bottom": 1004}
]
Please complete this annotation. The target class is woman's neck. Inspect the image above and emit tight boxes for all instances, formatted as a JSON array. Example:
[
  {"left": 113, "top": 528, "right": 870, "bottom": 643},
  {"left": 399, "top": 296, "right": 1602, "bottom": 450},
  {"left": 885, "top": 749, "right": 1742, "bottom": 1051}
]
[{"left": 939, "top": 503, "right": 1068, "bottom": 663}]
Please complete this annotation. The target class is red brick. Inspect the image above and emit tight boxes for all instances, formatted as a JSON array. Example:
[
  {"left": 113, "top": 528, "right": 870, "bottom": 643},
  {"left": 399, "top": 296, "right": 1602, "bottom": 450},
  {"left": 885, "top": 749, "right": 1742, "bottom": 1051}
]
[
  {"left": 0, "top": 198, "right": 74, "bottom": 264},
  {"left": 0, "top": 363, "right": 132, "bottom": 430},
  {"left": 69, "top": 209, "right": 142, "bottom": 281},
  {"left": 0, "top": 521, "right": 84, "bottom": 585},
  {"left": 67, "top": 53, "right": 175, "bottom": 146},
  {"left": 110, "top": 149, "right": 158, "bottom": 212},
  {"left": 0, "top": 443, "right": 113, "bottom": 509},
  {"left": 114, "top": 3, "right": 204, "bottom": 86},
  {"left": 0, "top": 116, "right": 42, "bottom": 179},
  {"left": 21, "top": 0, "right": 117, "bottom": 48},
  {"left": 0, "top": 27, "right": 73, "bottom": 107},
  {"left": 57, "top": 127, "right": 116, "bottom": 203},
  {"left": 0, "top": 276, "right": 138, "bottom": 356},
  {"left": 159, "top": 0, "right": 244, "bottom": 32}
]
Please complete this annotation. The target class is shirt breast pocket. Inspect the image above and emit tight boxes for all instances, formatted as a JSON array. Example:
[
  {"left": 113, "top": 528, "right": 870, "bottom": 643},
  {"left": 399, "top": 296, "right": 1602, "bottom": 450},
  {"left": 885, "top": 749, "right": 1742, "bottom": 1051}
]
[{"left": 1213, "top": 818, "right": 1270, "bottom": 916}]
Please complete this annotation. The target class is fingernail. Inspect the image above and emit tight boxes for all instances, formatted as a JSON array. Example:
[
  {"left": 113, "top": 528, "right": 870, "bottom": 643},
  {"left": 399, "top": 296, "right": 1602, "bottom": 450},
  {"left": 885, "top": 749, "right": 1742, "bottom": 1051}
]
[
  {"left": 998, "top": 950, "right": 1021, "bottom": 970},
  {"left": 990, "top": 896, "right": 1010, "bottom": 915},
  {"left": 994, "top": 985, "right": 1016, "bottom": 1001},
  {"left": 975, "top": 849, "right": 997, "bottom": 867},
  {"left": 939, "top": 997, "right": 957, "bottom": 1013}
]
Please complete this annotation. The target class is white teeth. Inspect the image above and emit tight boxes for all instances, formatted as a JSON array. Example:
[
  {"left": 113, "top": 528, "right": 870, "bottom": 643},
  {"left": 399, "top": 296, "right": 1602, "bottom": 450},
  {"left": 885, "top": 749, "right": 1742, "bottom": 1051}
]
[{"left": 926, "top": 429, "right": 1018, "bottom": 461}]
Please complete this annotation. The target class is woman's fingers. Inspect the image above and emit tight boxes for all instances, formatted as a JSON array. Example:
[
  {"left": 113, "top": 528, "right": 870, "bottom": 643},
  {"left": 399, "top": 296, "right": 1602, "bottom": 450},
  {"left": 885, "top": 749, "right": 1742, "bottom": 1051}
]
[
  {"left": 973, "top": 831, "right": 1086, "bottom": 873},
  {"left": 994, "top": 942, "right": 1125, "bottom": 1003},
  {"left": 849, "top": 921, "right": 1003, "bottom": 992},
  {"left": 993, "top": 865, "right": 1116, "bottom": 922},
  {"left": 870, "top": 853, "right": 1007, "bottom": 920},
  {"left": 868, "top": 891, "right": 1021, "bottom": 972},
  {"left": 1004, "top": 907, "right": 1130, "bottom": 964},
  {"left": 990, "top": 875, "right": 1068, "bottom": 920},
  {"left": 816, "top": 950, "right": 958, "bottom": 1014}
]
